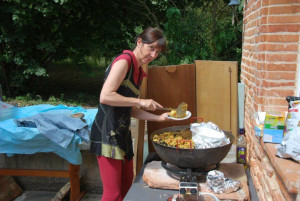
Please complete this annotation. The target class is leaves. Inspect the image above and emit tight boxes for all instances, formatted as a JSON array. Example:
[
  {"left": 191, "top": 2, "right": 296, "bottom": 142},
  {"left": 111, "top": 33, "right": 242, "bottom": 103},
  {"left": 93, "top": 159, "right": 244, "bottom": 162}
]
[
  {"left": 163, "top": 0, "right": 243, "bottom": 64},
  {"left": 0, "top": 0, "right": 243, "bottom": 97}
]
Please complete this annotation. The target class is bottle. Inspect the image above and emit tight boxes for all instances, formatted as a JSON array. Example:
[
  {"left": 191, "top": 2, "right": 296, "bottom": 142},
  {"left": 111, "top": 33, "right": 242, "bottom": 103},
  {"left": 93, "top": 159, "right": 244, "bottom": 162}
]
[{"left": 237, "top": 128, "right": 247, "bottom": 168}]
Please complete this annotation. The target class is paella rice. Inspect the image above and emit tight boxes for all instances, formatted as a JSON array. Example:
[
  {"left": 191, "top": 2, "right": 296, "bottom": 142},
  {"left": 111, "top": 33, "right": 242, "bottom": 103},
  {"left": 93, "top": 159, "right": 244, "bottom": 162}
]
[{"left": 152, "top": 129, "right": 195, "bottom": 149}]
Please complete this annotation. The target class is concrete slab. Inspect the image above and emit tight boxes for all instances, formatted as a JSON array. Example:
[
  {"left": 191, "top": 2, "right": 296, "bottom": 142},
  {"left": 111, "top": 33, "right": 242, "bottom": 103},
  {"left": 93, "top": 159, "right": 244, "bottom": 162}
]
[
  {"left": 13, "top": 191, "right": 102, "bottom": 201},
  {"left": 13, "top": 191, "right": 57, "bottom": 201}
]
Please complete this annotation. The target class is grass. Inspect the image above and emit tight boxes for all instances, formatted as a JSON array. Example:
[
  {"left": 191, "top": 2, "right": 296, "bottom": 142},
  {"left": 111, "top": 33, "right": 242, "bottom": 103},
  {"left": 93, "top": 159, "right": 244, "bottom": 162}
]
[
  {"left": 4, "top": 94, "right": 94, "bottom": 108},
  {"left": 4, "top": 62, "right": 106, "bottom": 108}
]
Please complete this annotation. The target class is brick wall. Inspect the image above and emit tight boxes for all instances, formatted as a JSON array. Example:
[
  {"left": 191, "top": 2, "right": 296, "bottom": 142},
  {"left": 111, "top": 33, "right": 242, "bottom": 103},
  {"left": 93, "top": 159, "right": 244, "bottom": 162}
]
[{"left": 240, "top": 0, "right": 300, "bottom": 200}]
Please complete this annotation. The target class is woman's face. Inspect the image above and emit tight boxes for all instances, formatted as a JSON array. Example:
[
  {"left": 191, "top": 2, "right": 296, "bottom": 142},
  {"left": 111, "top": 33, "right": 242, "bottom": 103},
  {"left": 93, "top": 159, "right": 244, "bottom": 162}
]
[{"left": 137, "top": 39, "right": 161, "bottom": 65}]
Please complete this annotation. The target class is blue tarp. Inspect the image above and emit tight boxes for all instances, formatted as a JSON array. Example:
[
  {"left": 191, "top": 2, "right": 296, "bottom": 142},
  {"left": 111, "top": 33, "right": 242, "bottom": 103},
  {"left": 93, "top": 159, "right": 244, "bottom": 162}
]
[{"left": 0, "top": 104, "right": 97, "bottom": 165}]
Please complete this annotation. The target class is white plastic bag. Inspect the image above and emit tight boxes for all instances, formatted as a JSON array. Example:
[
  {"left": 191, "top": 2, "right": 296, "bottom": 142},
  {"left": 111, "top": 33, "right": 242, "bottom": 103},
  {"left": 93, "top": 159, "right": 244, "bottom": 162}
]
[{"left": 277, "top": 100, "right": 300, "bottom": 163}]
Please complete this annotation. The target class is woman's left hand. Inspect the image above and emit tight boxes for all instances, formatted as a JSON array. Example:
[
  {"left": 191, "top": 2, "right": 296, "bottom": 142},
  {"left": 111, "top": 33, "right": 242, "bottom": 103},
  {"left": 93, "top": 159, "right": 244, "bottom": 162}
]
[{"left": 157, "top": 112, "right": 171, "bottom": 121}]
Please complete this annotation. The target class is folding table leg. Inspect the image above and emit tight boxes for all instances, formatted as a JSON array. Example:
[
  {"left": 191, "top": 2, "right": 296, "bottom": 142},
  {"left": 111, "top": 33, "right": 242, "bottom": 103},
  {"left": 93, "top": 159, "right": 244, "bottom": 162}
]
[{"left": 69, "top": 164, "right": 85, "bottom": 201}]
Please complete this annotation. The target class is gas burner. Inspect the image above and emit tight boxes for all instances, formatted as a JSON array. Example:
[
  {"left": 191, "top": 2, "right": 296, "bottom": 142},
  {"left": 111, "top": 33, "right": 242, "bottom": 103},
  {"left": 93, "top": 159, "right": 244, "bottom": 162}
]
[{"left": 161, "top": 161, "right": 219, "bottom": 182}]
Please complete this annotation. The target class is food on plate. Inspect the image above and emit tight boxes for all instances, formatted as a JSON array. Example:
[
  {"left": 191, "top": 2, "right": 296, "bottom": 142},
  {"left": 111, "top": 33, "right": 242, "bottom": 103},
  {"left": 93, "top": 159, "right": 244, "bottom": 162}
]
[
  {"left": 152, "top": 129, "right": 195, "bottom": 149},
  {"left": 169, "top": 102, "right": 188, "bottom": 118},
  {"left": 169, "top": 110, "right": 178, "bottom": 117}
]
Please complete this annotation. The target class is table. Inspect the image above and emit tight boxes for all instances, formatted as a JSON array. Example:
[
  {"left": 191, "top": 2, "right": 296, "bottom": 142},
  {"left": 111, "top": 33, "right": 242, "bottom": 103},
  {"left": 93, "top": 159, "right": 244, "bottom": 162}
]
[
  {"left": 0, "top": 163, "right": 85, "bottom": 201},
  {"left": 0, "top": 104, "right": 97, "bottom": 201},
  {"left": 124, "top": 164, "right": 177, "bottom": 201},
  {"left": 124, "top": 157, "right": 250, "bottom": 201}
]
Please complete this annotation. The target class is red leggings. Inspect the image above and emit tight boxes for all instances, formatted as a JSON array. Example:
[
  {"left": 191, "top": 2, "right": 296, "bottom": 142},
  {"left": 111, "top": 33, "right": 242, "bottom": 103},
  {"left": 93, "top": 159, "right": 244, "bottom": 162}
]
[{"left": 97, "top": 156, "right": 133, "bottom": 201}]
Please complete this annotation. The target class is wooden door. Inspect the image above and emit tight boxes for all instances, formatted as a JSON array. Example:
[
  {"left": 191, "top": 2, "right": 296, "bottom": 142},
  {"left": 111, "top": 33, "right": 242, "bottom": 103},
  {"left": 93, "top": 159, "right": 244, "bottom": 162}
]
[
  {"left": 195, "top": 60, "right": 238, "bottom": 143},
  {"left": 146, "top": 64, "right": 196, "bottom": 152}
]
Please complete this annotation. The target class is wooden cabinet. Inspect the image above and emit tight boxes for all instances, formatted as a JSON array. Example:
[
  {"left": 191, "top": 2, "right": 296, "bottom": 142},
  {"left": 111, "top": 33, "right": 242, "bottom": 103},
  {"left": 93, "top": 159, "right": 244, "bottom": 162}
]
[
  {"left": 146, "top": 64, "right": 197, "bottom": 152},
  {"left": 195, "top": 60, "right": 238, "bottom": 143},
  {"left": 135, "top": 61, "right": 238, "bottom": 173}
]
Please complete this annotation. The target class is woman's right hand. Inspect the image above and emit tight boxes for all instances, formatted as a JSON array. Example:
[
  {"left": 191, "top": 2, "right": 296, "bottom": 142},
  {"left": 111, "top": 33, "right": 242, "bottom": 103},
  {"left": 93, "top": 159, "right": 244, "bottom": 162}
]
[{"left": 139, "top": 99, "right": 163, "bottom": 111}]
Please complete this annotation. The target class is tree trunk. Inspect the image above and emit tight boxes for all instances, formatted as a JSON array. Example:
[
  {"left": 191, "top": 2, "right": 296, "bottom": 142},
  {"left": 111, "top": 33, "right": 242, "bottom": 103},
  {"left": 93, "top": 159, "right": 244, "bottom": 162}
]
[{"left": 0, "top": 62, "right": 12, "bottom": 97}]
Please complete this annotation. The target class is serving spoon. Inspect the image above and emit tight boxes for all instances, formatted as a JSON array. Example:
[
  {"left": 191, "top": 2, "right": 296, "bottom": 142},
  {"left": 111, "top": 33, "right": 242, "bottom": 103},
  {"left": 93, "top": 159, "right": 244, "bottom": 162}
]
[{"left": 158, "top": 102, "right": 187, "bottom": 117}]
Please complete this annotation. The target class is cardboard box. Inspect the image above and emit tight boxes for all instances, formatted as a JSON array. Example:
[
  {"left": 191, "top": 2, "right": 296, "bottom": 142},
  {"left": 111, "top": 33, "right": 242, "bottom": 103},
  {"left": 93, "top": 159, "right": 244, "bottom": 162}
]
[
  {"left": 262, "top": 128, "right": 284, "bottom": 144},
  {"left": 264, "top": 112, "right": 285, "bottom": 130},
  {"left": 254, "top": 125, "right": 263, "bottom": 137}
]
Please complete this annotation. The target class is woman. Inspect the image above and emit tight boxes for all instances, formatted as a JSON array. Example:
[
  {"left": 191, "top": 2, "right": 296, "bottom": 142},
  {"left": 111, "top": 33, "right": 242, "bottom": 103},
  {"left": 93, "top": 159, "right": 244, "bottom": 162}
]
[{"left": 90, "top": 27, "right": 169, "bottom": 201}]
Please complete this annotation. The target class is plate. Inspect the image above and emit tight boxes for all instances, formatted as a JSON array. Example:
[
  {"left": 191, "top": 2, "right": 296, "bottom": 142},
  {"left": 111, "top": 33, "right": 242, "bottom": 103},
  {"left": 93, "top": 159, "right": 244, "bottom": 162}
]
[{"left": 167, "top": 111, "right": 191, "bottom": 120}]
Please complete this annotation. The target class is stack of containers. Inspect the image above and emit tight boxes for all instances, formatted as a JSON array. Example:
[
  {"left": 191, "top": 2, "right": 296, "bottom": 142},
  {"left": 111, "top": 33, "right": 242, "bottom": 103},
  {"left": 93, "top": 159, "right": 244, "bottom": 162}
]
[{"left": 262, "top": 111, "right": 286, "bottom": 144}]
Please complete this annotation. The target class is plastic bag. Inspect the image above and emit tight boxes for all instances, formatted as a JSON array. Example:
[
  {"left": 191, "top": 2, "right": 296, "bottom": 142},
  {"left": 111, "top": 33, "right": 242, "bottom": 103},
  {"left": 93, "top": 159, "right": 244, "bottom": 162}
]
[{"left": 277, "top": 100, "right": 300, "bottom": 163}]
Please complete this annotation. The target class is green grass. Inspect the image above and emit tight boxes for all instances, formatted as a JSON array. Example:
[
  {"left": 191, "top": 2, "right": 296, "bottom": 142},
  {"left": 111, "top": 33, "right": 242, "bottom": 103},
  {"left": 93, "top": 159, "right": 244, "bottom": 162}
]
[
  {"left": 4, "top": 94, "right": 96, "bottom": 108},
  {"left": 5, "top": 61, "right": 106, "bottom": 107}
]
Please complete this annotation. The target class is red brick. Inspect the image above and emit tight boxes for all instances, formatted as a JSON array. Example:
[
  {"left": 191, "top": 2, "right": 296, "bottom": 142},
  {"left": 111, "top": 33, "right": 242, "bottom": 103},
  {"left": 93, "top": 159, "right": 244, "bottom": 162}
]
[
  {"left": 274, "top": 173, "right": 298, "bottom": 201},
  {"left": 260, "top": 16, "right": 267, "bottom": 25},
  {"left": 265, "top": 71, "right": 296, "bottom": 80},
  {"left": 260, "top": 34, "right": 299, "bottom": 43},
  {"left": 261, "top": 7, "right": 269, "bottom": 15},
  {"left": 250, "top": 164, "right": 262, "bottom": 191},
  {"left": 262, "top": 80, "right": 296, "bottom": 88},
  {"left": 272, "top": 191, "right": 287, "bottom": 201},
  {"left": 248, "top": 10, "right": 261, "bottom": 22},
  {"left": 260, "top": 24, "right": 300, "bottom": 33},
  {"left": 265, "top": 97, "right": 290, "bottom": 106},
  {"left": 264, "top": 144, "right": 300, "bottom": 193},
  {"left": 264, "top": 89, "right": 295, "bottom": 97},
  {"left": 254, "top": 1, "right": 261, "bottom": 10},
  {"left": 242, "top": 51, "right": 249, "bottom": 57},
  {"left": 262, "top": 63, "right": 297, "bottom": 71},
  {"left": 269, "top": 15, "right": 300, "bottom": 24},
  {"left": 262, "top": 0, "right": 270, "bottom": 6},
  {"left": 265, "top": 53, "right": 298, "bottom": 62},
  {"left": 258, "top": 53, "right": 266, "bottom": 61},
  {"left": 265, "top": 105, "right": 288, "bottom": 112},
  {"left": 263, "top": 157, "right": 275, "bottom": 177},
  {"left": 269, "top": 5, "right": 300, "bottom": 14},
  {"left": 270, "top": 0, "right": 300, "bottom": 5},
  {"left": 264, "top": 171, "right": 278, "bottom": 190},
  {"left": 242, "top": 58, "right": 251, "bottom": 66},
  {"left": 254, "top": 95, "right": 264, "bottom": 104},
  {"left": 259, "top": 43, "right": 298, "bottom": 52}
]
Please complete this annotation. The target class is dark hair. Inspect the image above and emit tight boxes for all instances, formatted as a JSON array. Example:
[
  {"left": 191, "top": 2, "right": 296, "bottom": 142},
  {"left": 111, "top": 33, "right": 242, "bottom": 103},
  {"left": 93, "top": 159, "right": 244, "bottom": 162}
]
[{"left": 135, "top": 27, "right": 167, "bottom": 53}]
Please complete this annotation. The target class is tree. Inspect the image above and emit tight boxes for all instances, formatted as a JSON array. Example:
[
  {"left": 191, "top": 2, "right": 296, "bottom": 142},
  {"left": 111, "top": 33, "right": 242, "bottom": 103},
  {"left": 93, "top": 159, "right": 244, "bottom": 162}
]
[
  {"left": 0, "top": 0, "right": 139, "bottom": 96},
  {"left": 0, "top": 0, "right": 243, "bottom": 97},
  {"left": 162, "top": 0, "right": 242, "bottom": 65}
]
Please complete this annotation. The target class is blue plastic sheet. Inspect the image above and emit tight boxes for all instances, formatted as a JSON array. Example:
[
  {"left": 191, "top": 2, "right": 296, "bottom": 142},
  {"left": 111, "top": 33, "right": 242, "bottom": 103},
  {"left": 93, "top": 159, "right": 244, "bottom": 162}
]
[{"left": 0, "top": 104, "right": 97, "bottom": 165}]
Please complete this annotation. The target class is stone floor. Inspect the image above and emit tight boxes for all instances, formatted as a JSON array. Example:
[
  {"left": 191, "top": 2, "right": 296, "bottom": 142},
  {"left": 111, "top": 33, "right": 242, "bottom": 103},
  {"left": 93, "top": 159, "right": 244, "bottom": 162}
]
[
  {"left": 13, "top": 170, "right": 258, "bottom": 201},
  {"left": 13, "top": 191, "right": 101, "bottom": 201},
  {"left": 12, "top": 143, "right": 259, "bottom": 201}
]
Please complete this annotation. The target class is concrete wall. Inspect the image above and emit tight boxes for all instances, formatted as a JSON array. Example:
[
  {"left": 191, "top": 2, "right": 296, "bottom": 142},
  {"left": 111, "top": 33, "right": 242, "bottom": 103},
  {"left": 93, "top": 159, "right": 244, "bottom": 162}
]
[{"left": 1, "top": 150, "right": 102, "bottom": 194}]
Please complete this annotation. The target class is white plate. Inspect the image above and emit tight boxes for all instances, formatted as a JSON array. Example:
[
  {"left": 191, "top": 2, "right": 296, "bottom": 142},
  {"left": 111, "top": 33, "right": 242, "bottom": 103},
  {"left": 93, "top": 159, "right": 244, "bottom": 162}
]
[{"left": 167, "top": 111, "right": 191, "bottom": 120}]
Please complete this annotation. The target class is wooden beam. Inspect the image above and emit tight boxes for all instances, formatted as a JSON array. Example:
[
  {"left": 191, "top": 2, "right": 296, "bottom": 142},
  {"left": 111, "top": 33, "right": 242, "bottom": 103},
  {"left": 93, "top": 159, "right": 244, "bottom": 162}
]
[
  {"left": 0, "top": 169, "right": 69, "bottom": 177},
  {"left": 136, "top": 64, "right": 148, "bottom": 174},
  {"left": 69, "top": 164, "right": 85, "bottom": 201},
  {"left": 0, "top": 163, "right": 85, "bottom": 201}
]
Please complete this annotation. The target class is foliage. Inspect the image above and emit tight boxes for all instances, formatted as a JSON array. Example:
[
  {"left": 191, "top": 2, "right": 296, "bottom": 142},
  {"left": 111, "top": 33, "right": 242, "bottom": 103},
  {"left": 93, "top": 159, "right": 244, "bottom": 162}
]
[
  {"left": 0, "top": 0, "right": 243, "bottom": 103},
  {"left": 0, "top": 0, "right": 139, "bottom": 96},
  {"left": 3, "top": 93, "right": 96, "bottom": 107},
  {"left": 161, "top": 0, "right": 243, "bottom": 65}
]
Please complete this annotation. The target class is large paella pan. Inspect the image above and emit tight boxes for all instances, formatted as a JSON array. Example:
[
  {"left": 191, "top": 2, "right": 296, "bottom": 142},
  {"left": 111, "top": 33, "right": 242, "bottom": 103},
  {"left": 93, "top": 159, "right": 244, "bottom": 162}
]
[{"left": 150, "top": 125, "right": 235, "bottom": 169}]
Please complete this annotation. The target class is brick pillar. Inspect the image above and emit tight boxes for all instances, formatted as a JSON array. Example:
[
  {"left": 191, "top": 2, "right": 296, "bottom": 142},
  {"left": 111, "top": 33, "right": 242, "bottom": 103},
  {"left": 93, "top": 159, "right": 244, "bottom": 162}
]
[
  {"left": 241, "top": 0, "right": 300, "bottom": 139},
  {"left": 241, "top": 0, "right": 300, "bottom": 200}
]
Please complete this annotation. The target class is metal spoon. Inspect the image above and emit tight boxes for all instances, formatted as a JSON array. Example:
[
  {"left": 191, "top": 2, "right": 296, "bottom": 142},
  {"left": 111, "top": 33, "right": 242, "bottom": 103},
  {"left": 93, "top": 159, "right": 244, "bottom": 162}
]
[{"left": 158, "top": 102, "right": 187, "bottom": 116}]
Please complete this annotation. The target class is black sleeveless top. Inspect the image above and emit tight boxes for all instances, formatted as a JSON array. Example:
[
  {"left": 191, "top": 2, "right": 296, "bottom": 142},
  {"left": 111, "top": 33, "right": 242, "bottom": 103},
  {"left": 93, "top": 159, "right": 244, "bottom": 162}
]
[{"left": 90, "top": 53, "right": 141, "bottom": 161}]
